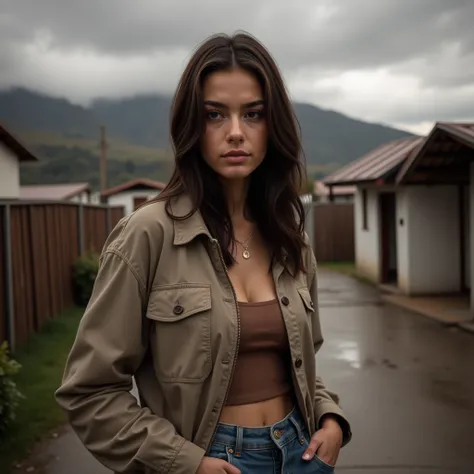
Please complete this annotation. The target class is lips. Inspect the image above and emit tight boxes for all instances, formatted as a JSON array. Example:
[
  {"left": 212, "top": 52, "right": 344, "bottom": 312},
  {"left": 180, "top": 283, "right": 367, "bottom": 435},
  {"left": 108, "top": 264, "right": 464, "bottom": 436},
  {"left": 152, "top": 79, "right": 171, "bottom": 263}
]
[
  {"left": 221, "top": 151, "right": 249, "bottom": 165},
  {"left": 222, "top": 150, "right": 249, "bottom": 157}
]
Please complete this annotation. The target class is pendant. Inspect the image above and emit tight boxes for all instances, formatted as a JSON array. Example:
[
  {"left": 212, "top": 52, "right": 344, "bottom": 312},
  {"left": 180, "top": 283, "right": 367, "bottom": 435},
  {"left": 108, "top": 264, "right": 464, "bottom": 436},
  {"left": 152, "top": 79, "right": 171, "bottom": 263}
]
[{"left": 242, "top": 250, "right": 250, "bottom": 259}]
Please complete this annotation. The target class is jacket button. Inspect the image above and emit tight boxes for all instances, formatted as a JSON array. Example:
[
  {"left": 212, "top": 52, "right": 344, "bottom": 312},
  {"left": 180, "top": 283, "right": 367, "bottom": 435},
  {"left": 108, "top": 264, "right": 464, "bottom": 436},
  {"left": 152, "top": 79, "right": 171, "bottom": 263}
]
[
  {"left": 295, "top": 358, "right": 303, "bottom": 368},
  {"left": 281, "top": 296, "right": 290, "bottom": 306},
  {"left": 173, "top": 305, "right": 184, "bottom": 315}
]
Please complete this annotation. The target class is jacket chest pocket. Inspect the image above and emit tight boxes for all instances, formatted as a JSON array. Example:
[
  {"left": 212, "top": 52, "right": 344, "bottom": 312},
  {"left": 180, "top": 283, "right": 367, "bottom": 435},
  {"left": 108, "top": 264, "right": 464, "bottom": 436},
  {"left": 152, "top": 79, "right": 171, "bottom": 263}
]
[
  {"left": 146, "top": 284, "right": 212, "bottom": 383},
  {"left": 297, "top": 286, "right": 315, "bottom": 315},
  {"left": 297, "top": 285, "right": 323, "bottom": 350}
]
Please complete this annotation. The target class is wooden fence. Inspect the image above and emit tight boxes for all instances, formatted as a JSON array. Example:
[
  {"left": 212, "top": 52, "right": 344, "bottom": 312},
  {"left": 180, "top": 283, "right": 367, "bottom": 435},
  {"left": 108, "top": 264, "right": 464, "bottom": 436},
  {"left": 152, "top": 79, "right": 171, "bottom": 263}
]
[
  {"left": 313, "top": 202, "right": 355, "bottom": 263},
  {"left": 0, "top": 201, "right": 124, "bottom": 350},
  {"left": 1, "top": 197, "right": 353, "bottom": 349}
]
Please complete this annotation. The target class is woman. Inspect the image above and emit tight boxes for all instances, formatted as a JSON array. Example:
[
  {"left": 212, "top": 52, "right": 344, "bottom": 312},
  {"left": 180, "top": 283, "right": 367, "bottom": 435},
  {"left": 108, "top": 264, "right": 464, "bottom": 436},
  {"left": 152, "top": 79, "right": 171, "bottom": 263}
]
[{"left": 56, "top": 32, "right": 351, "bottom": 473}]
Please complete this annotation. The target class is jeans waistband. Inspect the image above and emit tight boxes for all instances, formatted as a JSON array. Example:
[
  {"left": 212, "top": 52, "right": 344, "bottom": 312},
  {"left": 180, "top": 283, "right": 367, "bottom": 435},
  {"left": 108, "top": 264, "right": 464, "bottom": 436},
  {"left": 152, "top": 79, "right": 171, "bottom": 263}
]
[{"left": 211, "top": 406, "right": 308, "bottom": 453}]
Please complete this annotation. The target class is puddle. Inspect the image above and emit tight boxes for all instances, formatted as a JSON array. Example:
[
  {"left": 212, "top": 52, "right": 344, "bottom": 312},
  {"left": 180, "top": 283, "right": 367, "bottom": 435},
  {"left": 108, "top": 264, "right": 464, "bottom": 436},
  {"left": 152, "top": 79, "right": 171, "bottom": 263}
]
[
  {"left": 334, "top": 341, "right": 362, "bottom": 369},
  {"left": 333, "top": 341, "right": 399, "bottom": 370}
]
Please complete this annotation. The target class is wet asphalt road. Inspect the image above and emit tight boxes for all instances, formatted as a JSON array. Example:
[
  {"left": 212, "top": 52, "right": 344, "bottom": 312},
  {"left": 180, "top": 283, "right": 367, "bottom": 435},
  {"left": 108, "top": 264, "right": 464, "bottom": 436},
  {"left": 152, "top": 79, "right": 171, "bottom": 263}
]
[
  {"left": 317, "top": 268, "right": 474, "bottom": 474},
  {"left": 40, "top": 268, "right": 474, "bottom": 474}
]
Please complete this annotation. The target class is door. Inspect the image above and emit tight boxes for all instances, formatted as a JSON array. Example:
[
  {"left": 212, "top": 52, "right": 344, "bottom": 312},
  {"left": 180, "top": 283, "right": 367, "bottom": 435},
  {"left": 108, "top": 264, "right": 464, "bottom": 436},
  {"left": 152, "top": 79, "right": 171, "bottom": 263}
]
[
  {"left": 133, "top": 196, "right": 148, "bottom": 210},
  {"left": 380, "top": 193, "right": 398, "bottom": 284}
]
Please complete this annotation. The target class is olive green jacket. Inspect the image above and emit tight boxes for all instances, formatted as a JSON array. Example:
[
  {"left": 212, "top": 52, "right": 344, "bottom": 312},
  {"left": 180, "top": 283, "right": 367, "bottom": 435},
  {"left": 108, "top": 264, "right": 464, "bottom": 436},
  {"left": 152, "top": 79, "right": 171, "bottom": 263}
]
[{"left": 55, "top": 193, "right": 351, "bottom": 473}]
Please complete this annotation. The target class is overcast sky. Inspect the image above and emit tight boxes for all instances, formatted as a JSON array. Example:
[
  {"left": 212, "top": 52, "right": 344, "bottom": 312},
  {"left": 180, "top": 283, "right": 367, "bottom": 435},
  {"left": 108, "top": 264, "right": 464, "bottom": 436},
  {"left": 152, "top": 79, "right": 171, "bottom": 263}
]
[{"left": 1, "top": 0, "right": 473, "bottom": 134}]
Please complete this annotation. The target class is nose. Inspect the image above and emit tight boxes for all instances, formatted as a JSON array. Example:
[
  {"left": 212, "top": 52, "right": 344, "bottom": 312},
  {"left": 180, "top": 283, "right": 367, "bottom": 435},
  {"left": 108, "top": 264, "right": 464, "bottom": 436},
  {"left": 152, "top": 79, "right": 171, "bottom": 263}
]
[{"left": 226, "top": 115, "right": 244, "bottom": 144}]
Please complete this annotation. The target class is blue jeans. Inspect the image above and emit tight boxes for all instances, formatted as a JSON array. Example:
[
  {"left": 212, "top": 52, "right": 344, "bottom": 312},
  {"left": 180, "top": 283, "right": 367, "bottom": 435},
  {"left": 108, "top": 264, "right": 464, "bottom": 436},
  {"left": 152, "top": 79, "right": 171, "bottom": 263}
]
[{"left": 207, "top": 407, "right": 335, "bottom": 473}]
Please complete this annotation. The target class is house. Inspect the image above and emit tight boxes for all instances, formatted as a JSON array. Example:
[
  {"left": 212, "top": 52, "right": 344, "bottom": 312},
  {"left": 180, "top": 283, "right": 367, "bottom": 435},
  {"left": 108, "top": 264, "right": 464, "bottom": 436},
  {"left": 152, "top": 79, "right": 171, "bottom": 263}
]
[
  {"left": 19, "top": 182, "right": 92, "bottom": 203},
  {"left": 313, "top": 180, "right": 355, "bottom": 203},
  {"left": 101, "top": 178, "right": 167, "bottom": 215},
  {"left": 324, "top": 122, "right": 474, "bottom": 310},
  {"left": 0, "top": 123, "right": 38, "bottom": 199}
]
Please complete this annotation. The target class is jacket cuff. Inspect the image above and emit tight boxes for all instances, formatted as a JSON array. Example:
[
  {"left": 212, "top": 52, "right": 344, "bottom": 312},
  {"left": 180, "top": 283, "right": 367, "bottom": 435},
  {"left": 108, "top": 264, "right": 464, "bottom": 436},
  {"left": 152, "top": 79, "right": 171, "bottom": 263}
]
[
  {"left": 315, "top": 401, "right": 352, "bottom": 447},
  {"left": 170, "top": 439, "right": 206, "bottom": 474}
]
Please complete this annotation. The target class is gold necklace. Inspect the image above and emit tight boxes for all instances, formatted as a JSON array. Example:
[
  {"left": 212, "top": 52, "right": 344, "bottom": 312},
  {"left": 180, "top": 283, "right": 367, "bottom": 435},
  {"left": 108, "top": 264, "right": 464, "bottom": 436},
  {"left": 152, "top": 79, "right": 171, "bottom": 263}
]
[{"left": 235, "top": 231, "right": 253, "bottom": 260}]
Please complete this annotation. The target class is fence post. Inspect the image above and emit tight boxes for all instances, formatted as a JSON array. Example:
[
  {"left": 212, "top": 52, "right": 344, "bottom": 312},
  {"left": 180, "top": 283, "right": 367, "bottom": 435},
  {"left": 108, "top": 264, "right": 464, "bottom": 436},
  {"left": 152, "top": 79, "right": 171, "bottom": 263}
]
[
  {"left": 77, "top": 203, "right": 84, "bottom": 255},
  {"left": 302, "top": 194, "right": 315, "bottom": 250},
  {"left": 3, "top": 204, "right": 15, "bottom": 352}
]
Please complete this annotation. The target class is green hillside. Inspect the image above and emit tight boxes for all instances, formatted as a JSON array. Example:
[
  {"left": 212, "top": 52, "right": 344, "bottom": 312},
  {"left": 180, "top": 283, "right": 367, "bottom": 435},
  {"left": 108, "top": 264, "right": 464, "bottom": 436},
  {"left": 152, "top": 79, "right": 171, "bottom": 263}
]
[{"left": 0, "top": 87, "right": 414, "bottom": 188}]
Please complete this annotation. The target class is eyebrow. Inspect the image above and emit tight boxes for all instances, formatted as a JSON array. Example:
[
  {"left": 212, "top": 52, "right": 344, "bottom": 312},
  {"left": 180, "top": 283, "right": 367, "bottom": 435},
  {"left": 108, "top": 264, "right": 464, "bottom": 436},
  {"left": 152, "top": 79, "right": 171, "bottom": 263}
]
[{"left": 203, "top": 99, "right": 264, "bottom": 109}]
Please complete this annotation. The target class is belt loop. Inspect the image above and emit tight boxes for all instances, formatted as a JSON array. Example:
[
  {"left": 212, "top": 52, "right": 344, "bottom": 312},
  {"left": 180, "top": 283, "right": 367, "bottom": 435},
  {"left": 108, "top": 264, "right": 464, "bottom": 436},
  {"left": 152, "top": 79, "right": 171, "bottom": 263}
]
[
  {"left": 235, "top": 426, "right": 243, "bottom": 457},
  {"left": 289, "top": 413, "right": 305, "bottom": 445}
]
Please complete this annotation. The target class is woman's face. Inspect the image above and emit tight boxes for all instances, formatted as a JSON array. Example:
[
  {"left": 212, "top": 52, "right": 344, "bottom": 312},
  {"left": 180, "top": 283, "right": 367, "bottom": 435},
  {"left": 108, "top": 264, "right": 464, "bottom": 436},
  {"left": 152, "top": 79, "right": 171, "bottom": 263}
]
[{"left": 200, "top": 67, "right": 268, "bottom": 182}]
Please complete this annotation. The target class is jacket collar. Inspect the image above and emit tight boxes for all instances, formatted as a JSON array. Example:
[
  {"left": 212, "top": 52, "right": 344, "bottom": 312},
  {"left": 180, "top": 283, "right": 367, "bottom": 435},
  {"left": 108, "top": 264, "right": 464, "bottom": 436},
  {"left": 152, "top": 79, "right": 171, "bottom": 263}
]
[
  {"left": 170, "top": 193, "right": 289, "bottom": 277},
  {"left": 170, "top": 193, "right": 212, "bottom": 245}
]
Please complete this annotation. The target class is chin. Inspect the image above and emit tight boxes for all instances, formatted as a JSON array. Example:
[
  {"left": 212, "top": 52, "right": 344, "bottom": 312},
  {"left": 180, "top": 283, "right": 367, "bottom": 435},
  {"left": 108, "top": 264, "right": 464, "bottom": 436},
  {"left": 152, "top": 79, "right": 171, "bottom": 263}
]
[{"left": 217, "top": 166, "right": 254, "bottom": 181}]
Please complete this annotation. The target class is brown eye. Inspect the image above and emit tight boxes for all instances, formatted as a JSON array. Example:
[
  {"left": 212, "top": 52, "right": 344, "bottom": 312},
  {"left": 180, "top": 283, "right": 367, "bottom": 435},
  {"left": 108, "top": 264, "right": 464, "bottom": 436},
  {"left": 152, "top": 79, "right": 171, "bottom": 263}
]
[
  {"left": 245, "top": 110, "right": 264, "bottom": 120},
  {"left": 207, "top": 111, "right": 222, "bottom": 120}
]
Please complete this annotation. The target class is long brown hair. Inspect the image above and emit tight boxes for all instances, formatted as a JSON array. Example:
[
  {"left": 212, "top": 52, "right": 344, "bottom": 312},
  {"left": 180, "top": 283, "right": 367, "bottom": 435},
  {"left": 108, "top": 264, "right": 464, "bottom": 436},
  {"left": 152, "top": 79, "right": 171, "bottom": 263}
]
[{"left": 157, "top": 31, "right": 308, "bottom": 276}]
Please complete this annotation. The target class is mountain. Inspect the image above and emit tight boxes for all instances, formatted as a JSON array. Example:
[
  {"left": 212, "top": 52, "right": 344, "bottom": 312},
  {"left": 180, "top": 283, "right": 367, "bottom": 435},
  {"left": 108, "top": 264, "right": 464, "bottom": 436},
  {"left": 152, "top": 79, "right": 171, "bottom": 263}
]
[
  {"left": 0, "top": 87, "right": 414, "bottom": 186},
  {"left": 90, "top": 95, "right": 415, "bottom": 169},
  {"left": 91, "top": 95, "right": 173, "bottom": 149},
  {"left": 0, "top": 88, "right": 99, "bottom": 138},
  {"left": 292, "top": 102, "right": 413, "bottom": 169}
]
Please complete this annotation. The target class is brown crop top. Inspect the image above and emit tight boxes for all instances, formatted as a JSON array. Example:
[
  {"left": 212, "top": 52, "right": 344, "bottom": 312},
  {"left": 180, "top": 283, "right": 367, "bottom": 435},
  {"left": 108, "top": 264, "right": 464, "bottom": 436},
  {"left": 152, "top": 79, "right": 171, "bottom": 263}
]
[{"left": 225, "top": 299, "right": 293, "bottom": 406}]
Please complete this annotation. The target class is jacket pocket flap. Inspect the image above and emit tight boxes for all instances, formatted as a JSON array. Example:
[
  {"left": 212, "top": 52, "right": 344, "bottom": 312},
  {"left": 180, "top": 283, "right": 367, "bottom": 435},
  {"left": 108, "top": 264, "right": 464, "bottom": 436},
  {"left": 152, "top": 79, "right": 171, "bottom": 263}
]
[
  {"left": 297, "top": 287, "right": 315, "bottom": 312},
  {"left": 147, "top": 284, "right": 211, "bottom": 322}
]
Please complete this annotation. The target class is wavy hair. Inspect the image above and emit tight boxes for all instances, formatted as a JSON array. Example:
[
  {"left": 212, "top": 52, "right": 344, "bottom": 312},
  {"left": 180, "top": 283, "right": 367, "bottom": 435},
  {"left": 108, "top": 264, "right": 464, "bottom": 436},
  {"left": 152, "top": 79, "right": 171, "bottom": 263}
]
[{"left": 157, "top": 31, "right": 308, "bottom": 276}]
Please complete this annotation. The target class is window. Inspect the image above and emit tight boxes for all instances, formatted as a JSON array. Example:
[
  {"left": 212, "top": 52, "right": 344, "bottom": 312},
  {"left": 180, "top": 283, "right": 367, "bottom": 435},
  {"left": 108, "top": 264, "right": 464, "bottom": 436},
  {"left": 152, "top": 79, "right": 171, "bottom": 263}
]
[{"left": 362, "top": 189, "right": 368, "bottom": 230}]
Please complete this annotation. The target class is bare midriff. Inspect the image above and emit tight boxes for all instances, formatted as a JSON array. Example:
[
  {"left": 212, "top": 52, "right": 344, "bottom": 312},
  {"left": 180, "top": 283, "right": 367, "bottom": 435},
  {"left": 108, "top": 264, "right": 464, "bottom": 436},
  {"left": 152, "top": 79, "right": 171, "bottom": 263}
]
[
  {"left": 219, "top": 393, "right": 295, "bottom": 426},
  {"left": 219, "top": 299, "right": 294, "bottom": 427}
]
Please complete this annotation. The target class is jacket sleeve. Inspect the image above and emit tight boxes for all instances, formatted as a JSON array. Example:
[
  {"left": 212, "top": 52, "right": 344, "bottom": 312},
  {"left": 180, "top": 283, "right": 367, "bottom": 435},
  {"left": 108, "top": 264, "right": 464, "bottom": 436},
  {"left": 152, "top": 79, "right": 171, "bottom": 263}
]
[
  {"left": 306, "top": 243, "right": 352, "bottom": 447},
  {"left": 55, "top": 248, "right": 206, "bottom": 473}
]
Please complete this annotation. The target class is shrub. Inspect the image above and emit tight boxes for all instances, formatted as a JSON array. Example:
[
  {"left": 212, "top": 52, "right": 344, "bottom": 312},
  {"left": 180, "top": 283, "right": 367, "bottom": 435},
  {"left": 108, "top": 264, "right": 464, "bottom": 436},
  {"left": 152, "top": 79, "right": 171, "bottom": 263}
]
[
  {"left": 0, "top": 341, "right": 23, "bottom": 438},
  {"left": 72, "top": 252, "right": 100, "bottom": 307}
]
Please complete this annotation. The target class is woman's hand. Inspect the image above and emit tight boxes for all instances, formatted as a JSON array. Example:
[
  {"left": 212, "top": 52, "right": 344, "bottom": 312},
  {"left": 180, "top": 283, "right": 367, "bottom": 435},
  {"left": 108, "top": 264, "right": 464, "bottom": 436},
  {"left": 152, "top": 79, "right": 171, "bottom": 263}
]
[
  {"left": 302, "top": 416, "right": 343, "bottom": 466},
  {"left": 196, "top": 456, "right": 241, "bottom": 474}
]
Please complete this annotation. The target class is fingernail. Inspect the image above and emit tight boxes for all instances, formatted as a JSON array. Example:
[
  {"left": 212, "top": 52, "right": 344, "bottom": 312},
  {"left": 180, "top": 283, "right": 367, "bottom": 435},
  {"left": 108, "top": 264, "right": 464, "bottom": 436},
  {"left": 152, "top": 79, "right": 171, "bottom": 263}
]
[{"left": 303, "top": 453, "right": 311, "bottom": 460}]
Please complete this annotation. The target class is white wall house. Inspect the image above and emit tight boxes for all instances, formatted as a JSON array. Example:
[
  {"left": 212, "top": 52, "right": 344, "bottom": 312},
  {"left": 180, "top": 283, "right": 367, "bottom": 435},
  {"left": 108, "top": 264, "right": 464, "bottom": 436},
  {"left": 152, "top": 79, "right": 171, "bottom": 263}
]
[
  {"left": 0, "top": 124, "right": 38, "bottom": 199},
  {"left": 324, "top": 123, "right": 474, "bottom": 308},
  {"left": 101, "top": 178, "right": 166, "bottom": 215}
]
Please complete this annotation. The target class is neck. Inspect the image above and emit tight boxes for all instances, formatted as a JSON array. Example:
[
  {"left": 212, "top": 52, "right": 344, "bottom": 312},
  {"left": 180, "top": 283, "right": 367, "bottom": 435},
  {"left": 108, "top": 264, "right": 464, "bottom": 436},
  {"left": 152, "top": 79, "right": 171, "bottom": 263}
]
[{"left": 222, "top": 178, "right": 249, "bottom": 222}]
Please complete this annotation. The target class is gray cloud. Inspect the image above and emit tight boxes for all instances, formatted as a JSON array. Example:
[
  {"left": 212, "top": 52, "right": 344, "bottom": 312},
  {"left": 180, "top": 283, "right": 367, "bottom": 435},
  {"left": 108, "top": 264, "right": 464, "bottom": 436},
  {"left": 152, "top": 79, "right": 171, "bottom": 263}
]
[
  {"left": 0, "top": 0, "right": 473, "bottom": 131},
  {"left": 3, "top": 1, "right": 473, "bottom": 69}
]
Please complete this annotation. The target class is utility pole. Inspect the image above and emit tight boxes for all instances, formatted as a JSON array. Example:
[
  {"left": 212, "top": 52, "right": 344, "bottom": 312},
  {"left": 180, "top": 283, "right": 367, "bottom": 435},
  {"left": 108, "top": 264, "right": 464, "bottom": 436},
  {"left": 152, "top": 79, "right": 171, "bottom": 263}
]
[{"left": 100, "top": 125, "right": 107, "bottom": 203}]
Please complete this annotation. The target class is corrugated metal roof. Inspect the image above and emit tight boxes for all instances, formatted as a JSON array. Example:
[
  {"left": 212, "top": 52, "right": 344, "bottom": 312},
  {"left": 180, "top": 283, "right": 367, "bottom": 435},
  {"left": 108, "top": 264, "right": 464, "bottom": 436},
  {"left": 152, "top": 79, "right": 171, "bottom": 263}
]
[
  {"left": 323, "top": 136, "right": 424, "bottom": 186},
  {"left": 437, "top": 122, "right": 474, "bottom": 147},
  {"left": 101, "top": 178, "right": 166, "bottom": 198},
  {"left": 19, "top": 182, "right": 90, "bottom": 200},
  {"left": 396, "top": 121, "right": 474, "bottom": 184}
]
